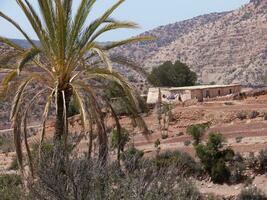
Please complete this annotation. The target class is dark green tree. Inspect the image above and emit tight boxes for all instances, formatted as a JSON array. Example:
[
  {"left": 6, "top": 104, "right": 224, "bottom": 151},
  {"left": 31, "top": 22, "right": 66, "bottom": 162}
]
[
  {"left": 195, "top": 132, "right": 235, "bottom": 183},
  {"left": 148, "top": 60, "right": 197, "bottom": 87}
]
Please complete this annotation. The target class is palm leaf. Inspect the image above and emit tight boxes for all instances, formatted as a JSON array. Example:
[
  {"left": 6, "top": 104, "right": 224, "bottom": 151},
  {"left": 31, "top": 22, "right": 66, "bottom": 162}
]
[
  {"left": 102, "top": 36, "right": 154, "bottom": 50},
  {"left": 72, "top": 85, "right": 88, "bottom": 130},
  {"left": 18, "top": 47, "right": 41, "bottom": 74},
  {"left": 10, "top": 78, "right": 32, "bottom": 120},
  {"left": 0, "top": 37, "right": 24, "bottom": 51}
]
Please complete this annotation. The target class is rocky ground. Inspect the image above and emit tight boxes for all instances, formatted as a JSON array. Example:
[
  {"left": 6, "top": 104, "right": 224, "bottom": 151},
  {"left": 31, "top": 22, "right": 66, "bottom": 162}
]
[{"left": 1, "top": 94, "right": 267, "bottom": 198}]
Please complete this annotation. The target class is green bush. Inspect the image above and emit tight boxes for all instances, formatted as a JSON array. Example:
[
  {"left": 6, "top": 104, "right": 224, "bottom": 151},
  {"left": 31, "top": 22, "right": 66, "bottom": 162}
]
[
  {"left": 121, "top": 146, "right": 144, "bottom": 172},
  {"left": 0, "top": 174, "right": 23, "bottom": 200},
  {"left": 152, "top": 150, "right": 201, "bottom": 177},
  {"left": 238, "top": 186, "right": 267, "bottom": 200},
  {"left": 211, "top": 158, "right": 230, "bottom": 183},
  {"left": 237, "top": 111, "right": 247, "bottom": 120},
  {"left": 195, "top": 132, "right": 235, "bottom": 183},
  {"left": 247, "top": 149, "right": 267, "bottom": 174},
  {"left": 229, "top": 153, "right": 246, "bottom": 184},
  {"left": 187, "top": 124, "right": 208, "bottom": 145}
]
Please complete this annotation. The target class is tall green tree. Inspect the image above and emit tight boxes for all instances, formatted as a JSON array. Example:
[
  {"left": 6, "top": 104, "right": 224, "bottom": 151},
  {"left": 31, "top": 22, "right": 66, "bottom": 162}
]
[
  {"left": 0, "top": 0, "right": 150, "bottom": 174},
  {"left": 148, "top": 60, "right": 197, "bottom": 87}
]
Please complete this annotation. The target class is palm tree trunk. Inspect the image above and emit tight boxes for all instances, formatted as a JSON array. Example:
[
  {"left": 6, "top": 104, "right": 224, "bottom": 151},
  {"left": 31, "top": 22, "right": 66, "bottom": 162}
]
[{"left": 53, "top": 89, "right": 71, "bottom": 165}]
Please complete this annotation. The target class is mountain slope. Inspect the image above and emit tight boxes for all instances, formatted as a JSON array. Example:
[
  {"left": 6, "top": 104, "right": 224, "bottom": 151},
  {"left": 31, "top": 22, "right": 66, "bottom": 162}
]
[{"left": 112, "top": 0, "right": 267, "bottom": 86}]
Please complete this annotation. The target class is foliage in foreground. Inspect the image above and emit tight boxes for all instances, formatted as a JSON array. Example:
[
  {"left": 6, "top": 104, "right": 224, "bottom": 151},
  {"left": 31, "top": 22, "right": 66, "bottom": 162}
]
[
  {"left": 26, "top": 150, "right": 203, "bottom": 200},
  {"left": 0, "top": 174, "right": 23, "bottom": 200}
]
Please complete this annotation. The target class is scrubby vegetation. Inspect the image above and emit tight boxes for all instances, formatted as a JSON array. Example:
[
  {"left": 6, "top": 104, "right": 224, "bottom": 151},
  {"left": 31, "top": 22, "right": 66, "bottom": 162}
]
[
  {"left": 0, "top": 134, "right": 14, "bottom": 153},
  {"left": 237, "top": 111, "right": 247, "bottom": 120},
  {"left": 152, "top": 150, "right": 202, "bottom": 177},
  {"left": 247, "top": 149, "right": 267, "bottom": 174},
  {"left": 0, "top": 174, "right": 23, "bottom": 200},
  {"left": 248, "top": 111, "right": 259, "bottom": 119},
  {"left": 238, "top": 186, "right": 267, "bottom": 200}
]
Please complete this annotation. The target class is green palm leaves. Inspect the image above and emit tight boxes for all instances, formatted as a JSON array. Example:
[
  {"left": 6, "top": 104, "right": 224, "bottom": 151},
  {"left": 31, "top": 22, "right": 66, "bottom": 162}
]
[{"left": 0, "top": 0, "right": 151, "bottom": 174}]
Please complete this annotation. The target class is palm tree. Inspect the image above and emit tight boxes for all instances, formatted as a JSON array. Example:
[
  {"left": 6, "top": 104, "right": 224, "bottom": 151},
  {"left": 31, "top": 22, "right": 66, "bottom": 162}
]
[{"left": 0, "top": 0, "right": 150, "bottom": 174}]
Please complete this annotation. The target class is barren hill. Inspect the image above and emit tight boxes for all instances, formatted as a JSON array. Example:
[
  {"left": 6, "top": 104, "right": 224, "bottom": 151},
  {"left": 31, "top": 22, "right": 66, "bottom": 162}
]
[{"left": 111, "top": 0, "right": 267, "bottom": 86}]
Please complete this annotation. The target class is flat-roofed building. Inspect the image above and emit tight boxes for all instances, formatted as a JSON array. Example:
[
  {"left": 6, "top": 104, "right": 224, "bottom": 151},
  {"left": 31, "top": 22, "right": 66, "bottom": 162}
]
[{"left": 147, "top": 84, "right": 241, "bottom": 104}]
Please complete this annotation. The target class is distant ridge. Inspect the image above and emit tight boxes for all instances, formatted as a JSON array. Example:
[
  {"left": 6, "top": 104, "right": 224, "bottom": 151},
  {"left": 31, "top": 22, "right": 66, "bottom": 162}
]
[
  {"left": 111, "top": 0, "right": 267, "bottom": 86},
  {"left": 11, "top": 39, "right": 40, "bottom": 48}
]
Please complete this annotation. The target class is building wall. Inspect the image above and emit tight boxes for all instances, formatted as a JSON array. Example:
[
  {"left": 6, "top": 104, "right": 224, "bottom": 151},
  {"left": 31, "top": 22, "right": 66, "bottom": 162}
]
[
  {"left": 146, "top": 85, "right": 241, "bottom": 104},
  {"left": 191, "top": 85, "right": 241, "bottom": 101}
]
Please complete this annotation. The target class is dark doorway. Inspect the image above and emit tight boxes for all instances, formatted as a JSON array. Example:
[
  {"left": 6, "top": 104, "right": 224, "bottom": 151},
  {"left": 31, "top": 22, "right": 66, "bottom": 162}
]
[
  {"left": 206, "top": 90, "right": 210, "bottom": 98},
  {"left": 218, "top": 90, "right": 221, "bottom": 96}
]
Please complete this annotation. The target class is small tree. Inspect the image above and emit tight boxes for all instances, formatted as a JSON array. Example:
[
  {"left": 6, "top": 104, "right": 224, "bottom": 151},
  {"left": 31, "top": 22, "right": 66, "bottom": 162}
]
[
  {"left": 187, "top": 124, "right": 208, "bottom": 145},
  {"left": 195, "top": 132, "right": 235, "bottom": 183}
]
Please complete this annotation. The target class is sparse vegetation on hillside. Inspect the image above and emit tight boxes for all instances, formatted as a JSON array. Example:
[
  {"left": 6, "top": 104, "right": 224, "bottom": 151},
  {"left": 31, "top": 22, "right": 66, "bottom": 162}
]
[{"left": 148, "top": 60, "right": 197, "bottom": 87}]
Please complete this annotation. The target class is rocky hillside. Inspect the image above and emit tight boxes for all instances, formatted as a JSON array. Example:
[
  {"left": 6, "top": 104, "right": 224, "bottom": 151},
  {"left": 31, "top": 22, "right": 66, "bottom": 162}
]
[{"left": 111, "top": 0, "right": 267, "bottom": 86}]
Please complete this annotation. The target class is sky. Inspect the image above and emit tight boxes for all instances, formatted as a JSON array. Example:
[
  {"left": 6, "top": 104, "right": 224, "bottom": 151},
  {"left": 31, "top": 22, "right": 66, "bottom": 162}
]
[{"left": 0, "top": 0, "right": 249, "bottom": 41}]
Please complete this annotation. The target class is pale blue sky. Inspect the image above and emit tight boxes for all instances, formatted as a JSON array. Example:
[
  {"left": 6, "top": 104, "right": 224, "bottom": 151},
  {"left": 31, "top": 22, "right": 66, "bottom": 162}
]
[{"left": 0, "top": 0, "right": 249, "bottom": 41}]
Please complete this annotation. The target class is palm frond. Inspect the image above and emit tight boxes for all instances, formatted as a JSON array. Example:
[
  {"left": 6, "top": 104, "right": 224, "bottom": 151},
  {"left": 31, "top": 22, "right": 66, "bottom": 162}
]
[
  {"left": 72, "top": 85, "right": 88, "bottom": 130},
  {"left": 22, "top": 88, "right": 48, "bottom": 177},
  {"left": 39, "top": 90, "right": 54, "bottom": 157},
  {"left": 13, "top": 114, "right": 24, "bottom": 173},
  {"left": 102, "top": 35, "right": 154, "bottom": 50},
  {"left": 10, "top": 78, "right": 32, "bottom": 120},
  {"left": 110, "top": 55, "right": 149, "bottom": 78},
  {"left": 89, "top": 21, "right": 139, "bottom": 43},
  {"left": 0, "top": 37, "right": 24, "bottom": 51},
  {"left": 91, "top": 47, "right": 113, "bottom": 71},
  {"left": 18, "top": 47, "right": 41, "bottom": 74}
]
